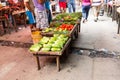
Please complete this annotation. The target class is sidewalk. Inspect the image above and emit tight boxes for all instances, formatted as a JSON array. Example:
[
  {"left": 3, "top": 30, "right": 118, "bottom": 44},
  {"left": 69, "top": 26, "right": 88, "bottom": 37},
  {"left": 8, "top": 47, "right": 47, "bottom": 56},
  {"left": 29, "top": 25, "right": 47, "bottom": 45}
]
[{"left": 72, "top": 9, "right": 120, "bottom": 52}]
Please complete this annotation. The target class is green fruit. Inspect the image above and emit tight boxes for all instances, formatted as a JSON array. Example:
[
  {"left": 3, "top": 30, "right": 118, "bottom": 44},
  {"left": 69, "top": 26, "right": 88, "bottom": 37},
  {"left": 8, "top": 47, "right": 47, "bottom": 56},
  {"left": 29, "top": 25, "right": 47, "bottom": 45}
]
[
  {"left": 53, "top": 34, "right": 59, "bottom": 37},
  {"left": 43, "top": 44, "right": 52, "bottom": 48},
  {"left": 39, "top": 37, "right": 49, "bottom": 44},
  {"left": 52, "top": 43, "right": 61, "bottom": 48},
  {"left": 51, "top": 48, "right": 61, "bottom": 51},
  {"left": 29, "top": 43, "right": 42, "bottom": 52},
  {"left": 41, "top": 47, "right": 51, "bottom": 52}
]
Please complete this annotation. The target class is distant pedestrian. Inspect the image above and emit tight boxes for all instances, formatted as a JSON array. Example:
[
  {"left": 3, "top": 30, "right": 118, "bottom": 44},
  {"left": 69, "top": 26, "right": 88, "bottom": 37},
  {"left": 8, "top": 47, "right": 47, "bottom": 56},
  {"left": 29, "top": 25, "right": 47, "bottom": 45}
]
[
  {"left": 92, "top": 0, "right": 104, "bottom": 22},
  {"left": 24, "top": 0, "right": 36, "bottom": 31},
  {"left": 59, "top": 0, "right": 67, "bottom": 13},
  {"left": 67, "top": 0, "right": 76, "bottom": 13},
  {"left": 32, "top": 0, "right": 49, "bottom": 30},
  {"left": 80, "top": 0, "right": 92, "bottom": 23}
]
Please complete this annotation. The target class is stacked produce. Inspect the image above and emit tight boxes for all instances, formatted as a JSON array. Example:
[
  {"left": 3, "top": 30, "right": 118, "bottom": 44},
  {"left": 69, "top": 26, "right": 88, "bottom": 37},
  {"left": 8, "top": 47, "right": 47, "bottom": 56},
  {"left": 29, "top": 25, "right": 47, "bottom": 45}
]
[
  {"left": 42, "top": 23, "right": 73, "bottom": 34},
  {"left": 29, "top": 43, "right": 42, "bottom": 52},
  {"left": 41, "top": 12, "right": 82, "bottom": 35},
  {"left": 29, "top": 34, "right": 68, "bottom": 52},
  {"left": 53, "top": 12, "right": 82, "bottom": 21},
  {"left": 56, "top": 24, "right": 74, "bottom": 31},
  {"left": 30, "top": 12, "right": 82, "bottom": 52}
]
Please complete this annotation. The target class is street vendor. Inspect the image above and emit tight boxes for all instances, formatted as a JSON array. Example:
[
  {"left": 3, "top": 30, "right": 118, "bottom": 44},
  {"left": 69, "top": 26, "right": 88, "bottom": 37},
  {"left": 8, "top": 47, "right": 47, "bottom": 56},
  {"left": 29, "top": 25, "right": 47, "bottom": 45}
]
[{"left": 32, "top": 0, "right": 49, "bottom": 31}]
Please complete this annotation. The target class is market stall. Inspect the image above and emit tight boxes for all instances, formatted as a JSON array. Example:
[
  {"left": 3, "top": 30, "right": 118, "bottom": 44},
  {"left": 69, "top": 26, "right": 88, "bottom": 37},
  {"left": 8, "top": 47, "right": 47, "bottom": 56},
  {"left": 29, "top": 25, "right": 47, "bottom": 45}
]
[{"left": 29, "top": 12, "right": 82, "bottom": 71}]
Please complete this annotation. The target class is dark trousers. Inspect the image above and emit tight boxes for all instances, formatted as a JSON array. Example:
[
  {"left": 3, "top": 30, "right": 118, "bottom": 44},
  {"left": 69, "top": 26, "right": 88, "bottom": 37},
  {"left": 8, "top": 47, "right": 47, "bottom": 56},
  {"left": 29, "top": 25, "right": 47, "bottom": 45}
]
[
  {"left": 82, "top": 5, "right": 91, "bottom": 20},
  {"left": 47, "top": 10, "right": 52, "bottom": 24}
]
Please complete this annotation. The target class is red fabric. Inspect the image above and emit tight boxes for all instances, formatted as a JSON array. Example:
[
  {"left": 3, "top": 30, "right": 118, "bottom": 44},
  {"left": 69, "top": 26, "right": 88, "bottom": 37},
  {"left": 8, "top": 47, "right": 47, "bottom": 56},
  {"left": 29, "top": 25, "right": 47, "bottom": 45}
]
[
  {"left": 4, "top": 14, "right": 8, "bottom": 19},
  {"left": 59, "top": 2, "right": 67, "bottom": 8}
]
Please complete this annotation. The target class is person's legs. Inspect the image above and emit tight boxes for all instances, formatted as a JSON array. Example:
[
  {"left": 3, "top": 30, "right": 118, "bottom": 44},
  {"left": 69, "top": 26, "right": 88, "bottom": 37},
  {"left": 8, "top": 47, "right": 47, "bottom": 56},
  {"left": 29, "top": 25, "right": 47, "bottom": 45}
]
[
  {"left": 71, "top": 2, "right": 76, "bottom": 12},
  {"left": 26, "top": 11, "right": 36, "bottom": 31},
  {"left": 68, "top": 3, "right": 72, "bottom": 13},
  {"left": 59, "top": 2, "right": 66, "bottom": 13},
  {"left": 93, "top": 6, "right": 99, "bottom": 22},
  {"left": 35, "top": 8, "right": 48, "bottom": 30},
  {"left": 47, "top": 9, "right": 52, "bottom": 24},
  {"left": 63, "top": 2, "right": 67, "bottom": 13},
  {"left": 41, "top": 10, "right": 49, "bottom": 29},
  {"left": 96, "top": 5, "right": 101, "bottom": 18},
  {"left": 59, "top": 2, "right": 63, "bottom": 13},
  {"left": 82, "top": 5, "right": 87, "bottom": 23},
  {"left": 85, "top": 5, "right": 91, "bottom": 20}
]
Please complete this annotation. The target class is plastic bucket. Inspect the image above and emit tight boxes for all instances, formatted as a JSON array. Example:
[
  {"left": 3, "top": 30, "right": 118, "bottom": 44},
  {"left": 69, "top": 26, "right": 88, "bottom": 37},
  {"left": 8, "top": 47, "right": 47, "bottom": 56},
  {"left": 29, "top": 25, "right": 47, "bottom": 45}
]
[{"left": 31, "top": 31, "right": 42, "bottom": 44}]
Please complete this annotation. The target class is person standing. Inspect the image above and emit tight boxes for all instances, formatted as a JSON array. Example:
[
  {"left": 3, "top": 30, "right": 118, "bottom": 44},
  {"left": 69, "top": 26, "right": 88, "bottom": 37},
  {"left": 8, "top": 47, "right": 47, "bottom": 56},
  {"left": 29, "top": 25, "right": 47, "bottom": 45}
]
[
  {"left": 45, "top": 0, "right": 52, "bottom": 24},
  {"left": 24, "top": 0, "right": 36, "bottom": 30},
  {"left": 59, "top": 0, "right": 67, "bottom": 13},
  {"left": 80, "top": 0, "right": 92, "bottom": 23},
  {"left": 67, "top": 0, "right": 76, "bottom": 13},
  {"left": 92, "top": 0, "right": 104, "bottom": 22},
  {"left": 32, "top": 0, "right": 49, "bottom": 30}
]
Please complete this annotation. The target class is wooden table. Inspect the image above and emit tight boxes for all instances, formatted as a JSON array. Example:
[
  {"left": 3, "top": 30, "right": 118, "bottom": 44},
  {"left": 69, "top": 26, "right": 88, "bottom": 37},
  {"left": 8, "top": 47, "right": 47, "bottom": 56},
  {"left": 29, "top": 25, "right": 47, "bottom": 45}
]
[
  {"left": 12, "top": 9, "right": 26, "bottom": 32},
  {"left": 0, "top": 6, "right": 13, "bottom": 34},
  {"left": 30, "top": 38, "right": 71, "bottom": 71},
  {"left": 117, "top": 7, "right": 120, "bottom": 34}
]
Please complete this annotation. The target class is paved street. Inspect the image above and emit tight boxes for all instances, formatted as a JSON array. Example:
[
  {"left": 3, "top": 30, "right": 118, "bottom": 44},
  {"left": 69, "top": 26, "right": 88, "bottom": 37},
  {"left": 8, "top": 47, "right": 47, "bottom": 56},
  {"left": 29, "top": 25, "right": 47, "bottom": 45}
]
[{"left": 0, "top": 1, "right": 120, "bottom": 80}]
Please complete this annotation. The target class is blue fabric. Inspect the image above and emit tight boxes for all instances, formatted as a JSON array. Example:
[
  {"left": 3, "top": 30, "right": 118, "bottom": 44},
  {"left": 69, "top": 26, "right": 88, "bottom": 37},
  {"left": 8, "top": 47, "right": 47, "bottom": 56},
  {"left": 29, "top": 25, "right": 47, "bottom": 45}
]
[
  {"left": 47, "top": 9, "right": 52, "bottom": 24},
  {"left": 82, "top": 5, "right": 91, "bottom": 19},
  {"left": 68, "top": 2, "right": 76, "bottom": 13},
  {"left": 45, "top": 0, "right": 52, "bottom": 24},
  {"left": 26, "top": 11, "right": 36, "bottom": 24},
  {"left": 45, "top": 0, "right": 50, "bottom": 10},
  {"left": 68, "top": 0, "right": 75, "bottom": 3}
]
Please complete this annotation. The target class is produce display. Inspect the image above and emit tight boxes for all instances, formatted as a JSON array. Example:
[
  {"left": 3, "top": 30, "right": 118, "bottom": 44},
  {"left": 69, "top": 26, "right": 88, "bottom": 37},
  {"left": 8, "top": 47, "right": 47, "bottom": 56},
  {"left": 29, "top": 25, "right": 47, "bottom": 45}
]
[
  {"left": 29, "top": 43, "right": 42, "bottom": 52},
  {"left": 56, "top": 24, "right": 74, "bottom": 31},
  {"left": 53, "top": 12, "right": 82, "bottom": 21},
  {"left": 42, "top": 23, "right": 73, "bottom": 34},
  {"left": 30, "top": 12, "right": 82, "bottom": 53},
  {"left": 29, "top": 34, "right": 69, "bottom": 52}
]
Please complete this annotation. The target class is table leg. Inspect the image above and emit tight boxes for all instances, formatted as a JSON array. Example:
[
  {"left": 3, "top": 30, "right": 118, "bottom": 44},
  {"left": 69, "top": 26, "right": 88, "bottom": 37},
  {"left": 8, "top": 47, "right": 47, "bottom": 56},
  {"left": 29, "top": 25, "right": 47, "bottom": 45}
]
[
  {"left": 56, "top": 56, "right": 60, "bottom": 71},
  {"left": 12, "top": 15, "right": 18, "bottom": 32},
  {"left": 112, "top": 5, "right": 115, "bottom": 21},
  {"left": 78, "top": 23, "right": 81, "bottom": 32},
  {"left": 22, "top": 13, "right": 27, "bottom": 28},
  {"left": 74, "top": 30, "right": 78, "bottom": 38},
  {"left": 35, "top": 56, "right": 41, "bottom": 70},
  {"left": 117, "top": 17, "right": 120, "bottom": 34}
]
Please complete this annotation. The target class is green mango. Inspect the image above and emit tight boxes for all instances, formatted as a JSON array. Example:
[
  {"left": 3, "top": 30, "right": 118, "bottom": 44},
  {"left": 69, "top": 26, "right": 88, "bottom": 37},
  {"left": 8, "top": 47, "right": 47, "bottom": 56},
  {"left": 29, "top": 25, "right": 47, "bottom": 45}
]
[
  {"left": 39, "top": 37, "right": 49, "bottom": 44},
  {"left": 51, "top": 48, "right": 61, "bottom": 51},
  {"left": 29, "top": 43, "right": 42, "bottom": 52},
  {"left": 41, "top": 47, "right": 51, "bottom": 52},
  {"left": 43, "top": 44, "right": 52, "bottom": 48},
  {"left": 53, "top": 34, "right": 60, "bottom": 37},
  {"left": 52, "top": 43, "right": 61, "bottom": 48}
]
